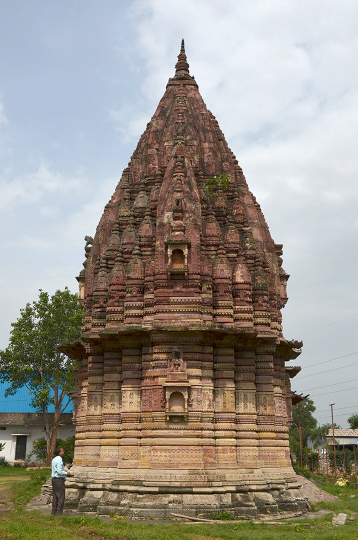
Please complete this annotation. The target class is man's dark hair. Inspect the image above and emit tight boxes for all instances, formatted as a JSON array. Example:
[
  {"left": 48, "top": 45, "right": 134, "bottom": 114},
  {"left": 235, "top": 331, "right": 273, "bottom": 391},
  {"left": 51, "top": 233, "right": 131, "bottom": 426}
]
[{"left": 54, "top": 447, "right": 62, "bottom": 456}]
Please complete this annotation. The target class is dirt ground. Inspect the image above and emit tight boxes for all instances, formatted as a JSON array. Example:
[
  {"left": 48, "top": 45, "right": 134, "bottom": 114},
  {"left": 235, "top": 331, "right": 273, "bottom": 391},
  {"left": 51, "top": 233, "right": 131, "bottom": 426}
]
[{"left": 297, "top": 474, "right": 338, "bottom": 504}]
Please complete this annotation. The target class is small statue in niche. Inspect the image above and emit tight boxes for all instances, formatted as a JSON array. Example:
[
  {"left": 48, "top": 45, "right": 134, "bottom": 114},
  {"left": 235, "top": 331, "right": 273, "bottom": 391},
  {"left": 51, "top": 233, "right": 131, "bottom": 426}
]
[
  {"left": 173, "top": 359, "right": 181, "bottom": 371},
  {"left": 168, "top": 349, "right": 186, "bottom": 372}
]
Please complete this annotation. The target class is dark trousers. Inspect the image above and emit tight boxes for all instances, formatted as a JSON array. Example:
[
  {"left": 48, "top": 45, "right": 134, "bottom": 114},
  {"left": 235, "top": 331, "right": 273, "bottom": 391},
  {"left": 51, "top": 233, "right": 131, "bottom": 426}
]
[{"left": 51, "top": 477, "right": 65, "bottom": 515}]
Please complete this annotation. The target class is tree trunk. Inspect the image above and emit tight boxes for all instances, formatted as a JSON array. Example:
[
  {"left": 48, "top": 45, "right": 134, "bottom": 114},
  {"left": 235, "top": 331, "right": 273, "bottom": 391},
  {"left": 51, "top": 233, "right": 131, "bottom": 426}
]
[
  {"left": 44, "top": 405, "right": 52, "bottom": 466},
  {"left": 46, "top": 385, "right": 62, "bottom": 465},
  {"left": 47, "top": 424, "right": 58, "bottom": 465}
]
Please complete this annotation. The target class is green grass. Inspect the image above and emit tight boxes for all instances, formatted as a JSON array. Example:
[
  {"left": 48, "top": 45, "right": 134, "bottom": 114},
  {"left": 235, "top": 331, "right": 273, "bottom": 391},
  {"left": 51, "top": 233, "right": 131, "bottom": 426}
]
[
  {"left": 313, "top": 480, "right": 358, "bottom": 514},
  {"left": 0, "top": 468, "right": 357, "bottom": 540},
  {"left": 0, "top": 465, "right": 50, "bottom": 507},
  {"left": 0, "top": 465, "right": 30, "bottom": 477},
  {"left": 0, "top": 511, "right": 357, "bottom": 540}
]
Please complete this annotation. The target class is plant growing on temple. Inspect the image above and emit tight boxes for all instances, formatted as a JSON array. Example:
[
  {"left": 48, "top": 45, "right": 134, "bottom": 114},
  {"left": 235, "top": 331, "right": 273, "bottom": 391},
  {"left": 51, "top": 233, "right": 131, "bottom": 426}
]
[
  {"left": 348, "top": 413, "right": 358, "bottom": 429},
  {"left": 203, "top": 173, "right": 230, "bottom": 198},
  {"left": 0, "top": 288, "right": 82, "bottom": 465}
]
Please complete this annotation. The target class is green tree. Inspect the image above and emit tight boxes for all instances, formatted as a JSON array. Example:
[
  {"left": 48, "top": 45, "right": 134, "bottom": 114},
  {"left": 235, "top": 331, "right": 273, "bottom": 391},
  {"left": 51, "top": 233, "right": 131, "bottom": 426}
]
[
  {"left": 328, "top": 448, "right": 354, "bottom": 475},
  {"left": 289, "top": 398, "right": 318, "bottom": 461},
  {"left": 312, "top": 423, "right": 331, "bottom": 447},
  {"left": 30, "top": 435, "right": 75, "bottom": 464},
  {"left": 348, "top": 413, "right": 358, "bottom": 429},
  {"left": 0, "top": 288, "right": 82, "bottom": 464}
]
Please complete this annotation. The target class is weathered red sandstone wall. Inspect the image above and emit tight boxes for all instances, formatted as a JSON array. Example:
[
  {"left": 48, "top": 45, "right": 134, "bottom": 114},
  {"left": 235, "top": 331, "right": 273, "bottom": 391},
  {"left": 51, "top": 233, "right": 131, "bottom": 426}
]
[{"left": 65, "top": 42, "right": 304, "bottom": 518}]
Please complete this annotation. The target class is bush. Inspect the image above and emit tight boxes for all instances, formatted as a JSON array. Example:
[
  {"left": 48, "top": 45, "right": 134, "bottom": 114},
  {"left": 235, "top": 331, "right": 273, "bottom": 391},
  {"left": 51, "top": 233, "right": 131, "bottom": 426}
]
[
  {"left": 29, "top": 435, "right": 75, "bottom": 464},
  {"left": 329, "top": 448, "right": 354, "bottom": 475},
  {"left": 29, "top": 437, "right": 47, "bottom": 462},
  {"left": 295, "top": 465, "right": 313, "bottom": 478},
  {"left": 56, "top": 436, "right": 75, "bottom": 463},
  {"left": 293, "top": 447, "right": 320, "bottom": 473},
  {"left": 29, "top": 469, "right": 50, "bottom": 485}
]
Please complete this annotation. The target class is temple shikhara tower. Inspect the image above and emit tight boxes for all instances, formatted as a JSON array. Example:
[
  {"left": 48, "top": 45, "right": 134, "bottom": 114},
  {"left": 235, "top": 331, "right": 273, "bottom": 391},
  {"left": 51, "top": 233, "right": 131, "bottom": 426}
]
[{"left": 64, "top": 41, "right": 307, "bottom": 517}]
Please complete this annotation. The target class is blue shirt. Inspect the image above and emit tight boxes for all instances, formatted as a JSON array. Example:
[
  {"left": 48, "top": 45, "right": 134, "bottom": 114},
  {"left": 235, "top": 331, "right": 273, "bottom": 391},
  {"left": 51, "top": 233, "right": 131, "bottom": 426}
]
[{"left": 51, "top": 455, "right": 67, "bottom": 478}]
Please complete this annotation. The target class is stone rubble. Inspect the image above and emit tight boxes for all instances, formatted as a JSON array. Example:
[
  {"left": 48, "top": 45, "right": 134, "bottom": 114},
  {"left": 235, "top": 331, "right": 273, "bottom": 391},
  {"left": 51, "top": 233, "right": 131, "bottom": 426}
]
[{"left": 332, "top": 513, "right": 347, "bottom": 526}]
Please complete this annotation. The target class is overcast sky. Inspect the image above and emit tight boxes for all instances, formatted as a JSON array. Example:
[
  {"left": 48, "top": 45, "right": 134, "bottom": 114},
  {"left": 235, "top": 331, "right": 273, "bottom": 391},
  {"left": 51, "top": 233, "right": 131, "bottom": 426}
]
[{"left": 0, "top": 0, "right": 357, "bottom": 427}]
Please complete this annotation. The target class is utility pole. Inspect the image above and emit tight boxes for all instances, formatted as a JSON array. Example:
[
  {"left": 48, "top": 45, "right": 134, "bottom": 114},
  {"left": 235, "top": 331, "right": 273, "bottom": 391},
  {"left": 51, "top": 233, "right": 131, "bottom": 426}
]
[
  {"left": 298, "top": 406, "right": 303, "bottom": 468},
  {"left": 343, "top": 445, "right": 346, "bottom": 477},
  {"left": 330, "top": 403, "right": 338, "bottom": 479},
  {"left": 318, "top": 446, "right": 321, "bottom": 475}
]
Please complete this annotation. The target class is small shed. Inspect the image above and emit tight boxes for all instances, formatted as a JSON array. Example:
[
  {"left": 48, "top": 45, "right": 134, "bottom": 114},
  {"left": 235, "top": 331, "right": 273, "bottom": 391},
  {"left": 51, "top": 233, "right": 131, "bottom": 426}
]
[{"left": 327, "top": 429, "right": 358, "bottom": 450}]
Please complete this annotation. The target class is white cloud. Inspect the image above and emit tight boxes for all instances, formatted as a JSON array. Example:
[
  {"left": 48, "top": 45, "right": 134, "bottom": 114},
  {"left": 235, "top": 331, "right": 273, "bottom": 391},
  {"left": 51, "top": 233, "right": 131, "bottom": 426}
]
[
  {"left": 129, "top": 0, "right": 358, "bottom": 427},
  {"left": 0, "top": 100, "right": 11, "bottom": 162},
  {"left": 59, "top": 175, "right": 117, "bottom": 245},
  {"left": 109, "top": 106, "right": 149, "bottom": 143},
  {"left": 0, "top": 0, "right": 357, "bottom": 426},
  {"left": 39, "top": 205, "right": 62, "bottom": 218},
  {"left": 21, "top": 235, "right": 53, "bottom": 250},
  {"left": 0, "top": 101, "right": 7, "bottom": 125},
  {"left": 0, "top": 162, "right": 87, "bottom": 212}
]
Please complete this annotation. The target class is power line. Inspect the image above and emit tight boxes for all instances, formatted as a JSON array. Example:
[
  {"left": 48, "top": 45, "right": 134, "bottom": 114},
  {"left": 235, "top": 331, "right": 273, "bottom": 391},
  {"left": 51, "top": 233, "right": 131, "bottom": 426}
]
[
  {"left": 299, "top": 351, "right": 358, "bottom": 371},
  {"left": 315, "top": 412, "right": 352, "bottom": 419},
  {"left": 299, "top": 313, "right": 358, "bottom": 337},
  {"left": 295, "top": 360, "right": 358, "bottom": 380},
  {"left": 310, "top": 386, "right": 357, "bottom": 397},
  {"left": 315, "top": 405, "right": 357, "bottom": 413},
  {"left": 298, "top": 377, "right": 358, "bottom": 392}
]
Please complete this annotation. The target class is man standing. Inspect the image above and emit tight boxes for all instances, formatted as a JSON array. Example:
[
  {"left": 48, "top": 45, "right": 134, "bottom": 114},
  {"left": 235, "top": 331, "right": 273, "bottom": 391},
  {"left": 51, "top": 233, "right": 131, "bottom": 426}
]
[{"left": 51, "top": 447, "right": 73, "bottom": 515}]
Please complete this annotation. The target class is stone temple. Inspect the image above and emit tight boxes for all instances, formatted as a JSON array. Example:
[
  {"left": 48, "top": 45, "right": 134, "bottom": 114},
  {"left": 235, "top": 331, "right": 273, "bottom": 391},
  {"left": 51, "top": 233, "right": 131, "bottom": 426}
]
[{"left": 64, "top": 41, "right": 307, "bottom": 517}]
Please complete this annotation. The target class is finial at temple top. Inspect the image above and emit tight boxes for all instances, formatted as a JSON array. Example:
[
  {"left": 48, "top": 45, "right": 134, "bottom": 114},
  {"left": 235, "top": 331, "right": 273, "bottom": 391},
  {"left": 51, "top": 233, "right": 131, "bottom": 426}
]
[{"left": 175, "top": 38, "right": 189, "bottom": 75}]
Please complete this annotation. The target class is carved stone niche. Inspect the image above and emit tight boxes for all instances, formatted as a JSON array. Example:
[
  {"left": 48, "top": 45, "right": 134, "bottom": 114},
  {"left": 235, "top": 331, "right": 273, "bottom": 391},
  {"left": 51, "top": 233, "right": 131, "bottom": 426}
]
[
  {"left": 164, "top": 349, "right": 190, "bottom": 422},
  {"left": 166, "top": 241, "right": 190, "bottom": 279}
]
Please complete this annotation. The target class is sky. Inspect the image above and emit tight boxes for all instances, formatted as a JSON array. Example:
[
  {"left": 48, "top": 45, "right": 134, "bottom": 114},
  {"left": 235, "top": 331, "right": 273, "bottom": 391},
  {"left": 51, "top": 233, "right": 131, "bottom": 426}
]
[{"left": 0, "top": 0, "right": 357, "bottom": 427}]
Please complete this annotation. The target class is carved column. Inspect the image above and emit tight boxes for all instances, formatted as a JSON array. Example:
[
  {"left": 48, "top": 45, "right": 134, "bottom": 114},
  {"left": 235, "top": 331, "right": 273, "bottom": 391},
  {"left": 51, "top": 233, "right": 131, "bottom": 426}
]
[
  {"left": 99, "top": 349, "right": 122, "bottom": 467},
  {"left": 83, "top": 344, "right": 104, "bottom": 467},
  {"left": 214, "top": 345, "right": 236, "bottom": 467},
  {"left": 119, "top": 344, "right": 142, "bottom": 467},
  {"left": 235, "top": 348, "right": 258, "bottom": 468}
]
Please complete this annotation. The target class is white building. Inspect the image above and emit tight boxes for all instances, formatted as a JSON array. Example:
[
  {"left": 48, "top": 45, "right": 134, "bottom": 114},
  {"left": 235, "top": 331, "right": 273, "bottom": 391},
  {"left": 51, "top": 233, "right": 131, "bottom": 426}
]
[
  {"left": 0, "top": 412, "right": 74, "bottom": 464},
  {"left": 0, "top": 383, "right": 75, "bottom": 464}
]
